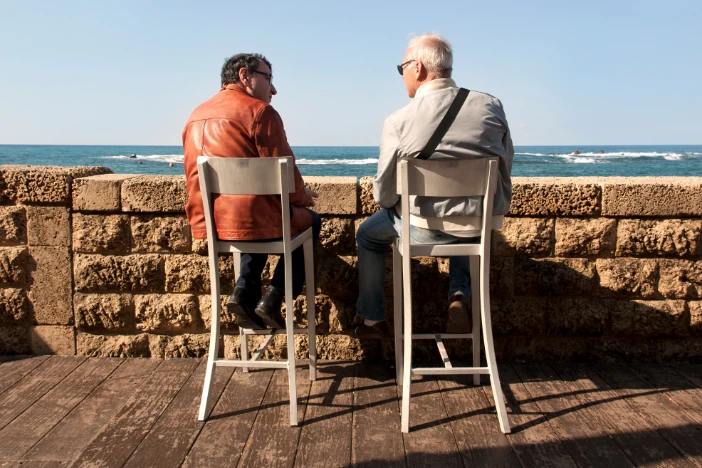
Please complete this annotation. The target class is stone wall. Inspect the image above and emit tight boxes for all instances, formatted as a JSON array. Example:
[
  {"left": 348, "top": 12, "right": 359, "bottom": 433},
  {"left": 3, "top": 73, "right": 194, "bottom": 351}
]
[{"left": 1, "top": 165, "right": 701, "bottom": 362}]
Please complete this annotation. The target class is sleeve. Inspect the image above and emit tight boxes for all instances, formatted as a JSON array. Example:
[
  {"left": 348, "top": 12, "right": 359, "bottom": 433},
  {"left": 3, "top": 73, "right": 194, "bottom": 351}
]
[
  {"left": 254, "top": 105, "right": 306, "bottom": 205},
  {"left": 372, "top": 116, "right": 402, "bottom": 208}
]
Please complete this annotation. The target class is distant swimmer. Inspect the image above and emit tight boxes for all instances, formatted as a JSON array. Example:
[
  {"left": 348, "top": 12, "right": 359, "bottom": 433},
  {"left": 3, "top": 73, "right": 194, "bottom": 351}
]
[
  {"left": 598, "top": 150, "right": 604, "bottom": 154},
  {"left": 169, "top": 162, "right": 174, "bottom": 167},
  {"left": 129, "top": 153, "right": 137, "bottom": 159},
  {"left": 573, "top": 150, "right": 580, "bottom": 155},
  {"left": 138, "top": 160, "right": 142, "bottom": 164}
]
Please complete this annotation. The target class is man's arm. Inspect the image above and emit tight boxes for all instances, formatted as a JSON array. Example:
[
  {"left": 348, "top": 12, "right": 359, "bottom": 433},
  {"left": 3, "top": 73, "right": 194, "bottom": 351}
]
[
  {"left": 254, "top": 105, "right": 308, "bottom": 206},
  {"left": 373, "top": 117, "right": 402, "bottom": 208}
]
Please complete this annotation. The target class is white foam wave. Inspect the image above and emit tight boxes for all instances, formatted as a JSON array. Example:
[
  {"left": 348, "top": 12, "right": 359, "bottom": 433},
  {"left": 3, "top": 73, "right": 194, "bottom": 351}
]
[
  {"left": 518, "top": 151, "right": 695, "bottom": 159},
  {"left": 296, "top": 158, "right": 378, "bottom": 165},
  {"left": 102, "top": 154, "right": 184, "bottom": 164}
]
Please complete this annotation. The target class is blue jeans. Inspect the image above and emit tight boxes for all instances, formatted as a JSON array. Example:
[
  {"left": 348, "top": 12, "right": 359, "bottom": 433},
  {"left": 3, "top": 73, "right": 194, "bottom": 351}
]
[
  {"left": 235, "top": 209, "right": 322, "bottom": 299},
  {"left": 356, "top": 208, "right": 476, "bottom": 321}
]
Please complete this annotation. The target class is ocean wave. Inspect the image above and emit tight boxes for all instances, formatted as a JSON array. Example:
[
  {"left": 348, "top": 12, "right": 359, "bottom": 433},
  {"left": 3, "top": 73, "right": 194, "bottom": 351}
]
[
  {"left": 296, "top": 158, "right": 378, "bottom": 165},
  {"left": 103, "top": 154, "right": 184, "bottom": 163},
  {"left": 517, "top": 151, "right": 699, "bottom": 159}
]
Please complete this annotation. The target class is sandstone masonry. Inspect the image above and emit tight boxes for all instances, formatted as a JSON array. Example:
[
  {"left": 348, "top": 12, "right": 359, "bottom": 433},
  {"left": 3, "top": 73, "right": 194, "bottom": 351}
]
[{"left": 0, "top": 166, "right": 701, "bottom": 362}]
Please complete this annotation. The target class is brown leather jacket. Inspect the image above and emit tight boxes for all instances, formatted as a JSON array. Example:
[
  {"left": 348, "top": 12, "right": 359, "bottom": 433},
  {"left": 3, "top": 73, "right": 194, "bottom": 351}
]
[{"left": 183, "top": 85, "right": 312, "bottom": 240}]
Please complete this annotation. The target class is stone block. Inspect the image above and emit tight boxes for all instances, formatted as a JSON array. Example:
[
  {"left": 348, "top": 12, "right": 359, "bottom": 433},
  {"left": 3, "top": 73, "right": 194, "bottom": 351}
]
[
  {"left": 316, "top": 256, "right": 358, "bottom": 299},
  {"left": 492, "top": 217, "right": 554, "bottom": 257},
  {"left": 135, "top": 294, "right": 199, "bottom": 333},
  {"left": 0, "top": 165, "right": 112, "bottom": 204},
  {"left": 359, "top": 176, "right": 380, "bottom": 215},
  {"left": 148, "top": 333, "right": 210, "bottom": 358},
  {"left": 121, "top": 175, "right": 187, "bottom": 212},
  {"left": 0, "top": 326, "right": 30, "bottom": 354},
  {"left": 555, "top": 218, "right": 617, "bottom": 257},
  {"left": 74, "top": 293, "right": 135, "bottom": 331},
  {"left": 658, "top": 259, "right": 702, "bottom": 299},
  {"left": 73, "top": 174, "right": 138, "bottom": 211},
  {"left": 616, "top": 219, "right": 702, "bottom": 257},
  {"left": 131, "top": 215, "right": 191, "bottom": 253},
  {"left": 0, "top": 247, "right": 29, "bottom": 285},
  {"left": 199, "top": 294, "right": 237, "bottom": 331},
  {"left": 74, "top": 254, "right": 164, "bottom": 292},
  {"left": 596, "top": 258, "right": 658, "bottom": 298},
  {"left": 223, "top": 333, "right": 316, "bottom": 360},
  {"left": 192, "top": 239, "right": 208, "bottom": 255},
  {"left": 491, "top": 298, "right": 547, "bottom": 335},
  {"left": 611, "top": 300, "right": 687, "bottom": 337},
  {"left": 27, "top": 206, "right": 70, "bottom": 247},
  {"left": 76, "top": 332, "right": 150, "bottom": 357},
  {"left": 0, "top": 206, "right": 26, "bottom": 245},
  {"left": 437, "top": 256, "right": 515, "bottom": 298},
  {"left": 164, "top": 255, "right": 234, "bottom": 294},
  {"left": 688, "top": 301, "right": 702, "bottom": 335},
  {"left": 317, "top": 217, "right": 354, "bottom": 256},
  {"left": 509, "top": 178, "right": 601, "bottom": 216},
  {"left": 316, "top": 334, "right": 380, "bottom": 360},
  {"left": 304, "top": 176, "right": 357, "bottom": 215},
  {"left": 601, "top": 177, "right": 702, "bottom": 216},
  {"left": 515, "top": 257, "right": 596, "bottom": 296},
  {"left": 72, "top": 214, "right": 131, "bottom": 254},
  {"left": 29, "top": 247, "right": 73, "bottom": 325},
  {"left": 30, "top": 326, "right": 75, "bottom": 355},
  {"left": 0, "top": 288, "right": 29, "bottom": 325},
  {"left": 546, "top": 298, "right": 609, "bottom": 336}
]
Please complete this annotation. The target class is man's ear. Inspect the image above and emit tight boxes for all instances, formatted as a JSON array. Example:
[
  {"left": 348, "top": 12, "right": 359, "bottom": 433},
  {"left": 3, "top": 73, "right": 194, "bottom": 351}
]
[
  {"left": 415, "top": 61, "right": 426, "bottom": 80},
  {"left": 238, "top": 67, "right": 249, "bottom": 84}
]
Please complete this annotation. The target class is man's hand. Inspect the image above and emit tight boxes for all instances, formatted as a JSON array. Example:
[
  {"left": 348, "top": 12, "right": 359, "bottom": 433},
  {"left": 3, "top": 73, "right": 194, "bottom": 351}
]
[{"left": 302, "top": 185, "right": 319, "bottom": 207}]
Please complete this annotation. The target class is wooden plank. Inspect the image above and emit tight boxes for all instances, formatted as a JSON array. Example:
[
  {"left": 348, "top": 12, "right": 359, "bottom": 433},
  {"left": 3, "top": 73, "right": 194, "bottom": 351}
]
[
  {"left": 67, "top": 358, "right": 199, "bottom": 468},
  {"left": 9, "top": 461, "right": 66, "bottom": 468},
  {"left": 400, "top": 376, "right": 462, "bottom": 468},
  {"left": 437, "top": 376, "right": 520, "bottom": 468},
  {"left": 122, "top": 360, "right": 234, "bottom": 468},
  {"left": 594, "top": 363, "right": 702, "bottom": 465},
  {"left": 0, "top": 356, "right": 86, "bottom": 431},
  {"left": 182, "top": 368, "right": 273, "bottom": 468},
  {"left": 512, "top": 363, "right": 635, "bottom": 467},
  {"left": 0, "top": 358, "right": 122, "bottom": 463},
  {"left": 675, "top": 364, "right": 702, "bottom": 388},
  {"left": 630, "top": 363, "right": 702, "bottom": 425},
  {"left": 487, "top": 365, "right": 578, "bottom": 468},
  {"left": 0, "top": 356, "right": 50, "bottom": 395},
  {"left": 295, "top": 362, "right": 354, "bottom": 468},
  {"left": 552, "top": 363, "right": 693, "bottom": 468},
  {"left": 351, "top": 361, "right": 405, "bottom": 468},
  {"left": 21, "top": 358, "right": 160, "bottom": 463},
  {"left": 237, "top": 367, "right": 312, "bottom": 468}
]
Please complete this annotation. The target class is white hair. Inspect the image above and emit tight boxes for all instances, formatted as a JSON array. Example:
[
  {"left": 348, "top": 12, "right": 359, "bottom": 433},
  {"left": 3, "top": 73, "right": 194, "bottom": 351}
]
[{"left": 406, "top": 32, "right": 453, "bottom": 77}]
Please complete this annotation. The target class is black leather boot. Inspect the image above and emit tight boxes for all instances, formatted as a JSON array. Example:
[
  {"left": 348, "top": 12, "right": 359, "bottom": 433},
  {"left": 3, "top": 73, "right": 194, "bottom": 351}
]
[
  {"left": 226, "top": 286, "right": 265, "bottom": 330},
  {"left": 255, "top": 286, "right": 286, "bottom": 329}
]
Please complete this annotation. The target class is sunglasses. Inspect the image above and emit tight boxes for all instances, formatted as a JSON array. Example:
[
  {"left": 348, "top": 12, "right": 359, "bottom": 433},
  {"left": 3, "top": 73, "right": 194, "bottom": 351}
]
[
  {"left": 252, "top": 70, "right": 273, "bottom": 85},
  {"left": 396, "top": 60, "right": 415, "bottom": 75}
]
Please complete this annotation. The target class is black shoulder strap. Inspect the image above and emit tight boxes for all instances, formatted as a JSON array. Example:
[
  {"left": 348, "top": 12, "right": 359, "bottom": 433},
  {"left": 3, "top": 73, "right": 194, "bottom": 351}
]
[{"left": 417, "top": 88, "right": 469, "bottom": 160}]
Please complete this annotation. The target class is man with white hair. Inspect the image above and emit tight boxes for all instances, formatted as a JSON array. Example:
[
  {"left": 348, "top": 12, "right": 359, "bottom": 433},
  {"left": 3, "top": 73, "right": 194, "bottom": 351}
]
[{"left": 354, "top": 33, "right": 514, "bottom": 337}]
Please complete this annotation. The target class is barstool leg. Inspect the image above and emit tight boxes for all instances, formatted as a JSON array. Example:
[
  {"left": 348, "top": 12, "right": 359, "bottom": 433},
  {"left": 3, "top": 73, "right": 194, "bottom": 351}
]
[
  {"left": 199, "top": 255, "right": 221, "bottom": 421},
  {"left": 304, "top": 239, "right": 316, "bottom": 381},
  {"left": 392, "top": 246, "right": 403, "bottom": 385},
  {"left": 400, "top": 253, "right": 413, "bottom": 433},
  {"left": 480, "top": 255, "right": 510, "bottom": 433},
  {"left": 470, "top": 256, "right": 481, "bottom": 386},
  {"left": 284, "top": 256, "right": 298, "bottom": 426},
  {"left": 240, "top": 328, "right": 249, "bottom": 373}
]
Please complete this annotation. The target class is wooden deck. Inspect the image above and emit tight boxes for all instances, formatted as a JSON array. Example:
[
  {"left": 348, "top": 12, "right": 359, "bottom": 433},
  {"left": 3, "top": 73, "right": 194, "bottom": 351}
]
[{"left": 0, "top": 356, "right": 701, "bottom": 467}]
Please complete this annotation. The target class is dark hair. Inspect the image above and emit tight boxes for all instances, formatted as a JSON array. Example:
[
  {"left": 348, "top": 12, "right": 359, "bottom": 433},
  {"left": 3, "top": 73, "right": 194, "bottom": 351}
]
[{"left": 221, "top": 53, "right": 272, "bottom": 85}]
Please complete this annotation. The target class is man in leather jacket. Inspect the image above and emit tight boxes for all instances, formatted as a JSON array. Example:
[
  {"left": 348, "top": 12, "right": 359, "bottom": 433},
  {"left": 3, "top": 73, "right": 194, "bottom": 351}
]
[{"left": 183, "top": 53, "right": 321, "bottom": 330}]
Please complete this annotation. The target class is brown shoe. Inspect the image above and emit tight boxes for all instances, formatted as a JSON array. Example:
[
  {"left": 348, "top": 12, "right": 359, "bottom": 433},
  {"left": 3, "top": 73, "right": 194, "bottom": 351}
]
[
  {"left": 353, "top": 320, "right": 389, "bottom": 339},
  {"left": 446, "top": 293, "right": 472, "bottom": 333}
]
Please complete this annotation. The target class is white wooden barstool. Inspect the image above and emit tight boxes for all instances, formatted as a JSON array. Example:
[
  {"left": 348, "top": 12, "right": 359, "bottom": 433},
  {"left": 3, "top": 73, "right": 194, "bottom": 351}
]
[
  {"left": 196, "top": 156, "right": 316, "bottom": 426},
  {"left": 392, "top": 158, "right": 510, "bottom": 434}
]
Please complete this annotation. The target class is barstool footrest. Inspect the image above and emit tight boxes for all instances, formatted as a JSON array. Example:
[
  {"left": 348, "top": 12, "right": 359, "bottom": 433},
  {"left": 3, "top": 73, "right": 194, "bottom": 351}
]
[{"left": 412, "top": 367, "right": 490, "bottom": 376}]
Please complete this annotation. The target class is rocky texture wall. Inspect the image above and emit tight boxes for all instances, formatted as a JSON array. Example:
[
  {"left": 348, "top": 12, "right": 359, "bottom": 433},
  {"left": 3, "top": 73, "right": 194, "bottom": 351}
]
[{"left": 1, "top": 165, "right": 701, "bottom": 362}]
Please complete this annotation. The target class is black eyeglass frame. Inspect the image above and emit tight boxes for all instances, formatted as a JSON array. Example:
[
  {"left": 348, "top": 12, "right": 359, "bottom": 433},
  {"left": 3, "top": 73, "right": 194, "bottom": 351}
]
[
  {"left": 396, "top": 60, "right": 416, "bottom": 75},
  {"left": 252, "top": 70, "right": 273, "bottom": 85}
]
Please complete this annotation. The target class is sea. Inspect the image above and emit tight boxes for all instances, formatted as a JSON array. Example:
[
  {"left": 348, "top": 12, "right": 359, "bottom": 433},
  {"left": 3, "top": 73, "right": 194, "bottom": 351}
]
[{"left": 1, "top": 145, "right": 701, "bottom": 178}]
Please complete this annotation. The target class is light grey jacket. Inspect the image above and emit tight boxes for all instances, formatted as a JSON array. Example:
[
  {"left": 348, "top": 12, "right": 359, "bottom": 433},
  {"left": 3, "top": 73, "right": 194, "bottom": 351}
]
[{"left": 373, "top": 78, "right": 514, "bottom": 219}]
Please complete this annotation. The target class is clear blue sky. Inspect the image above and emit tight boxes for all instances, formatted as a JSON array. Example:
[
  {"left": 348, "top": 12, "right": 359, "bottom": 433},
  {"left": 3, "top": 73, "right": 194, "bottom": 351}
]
[{"left": 0, "top": 0, "right": 700, "bottom": 146}]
